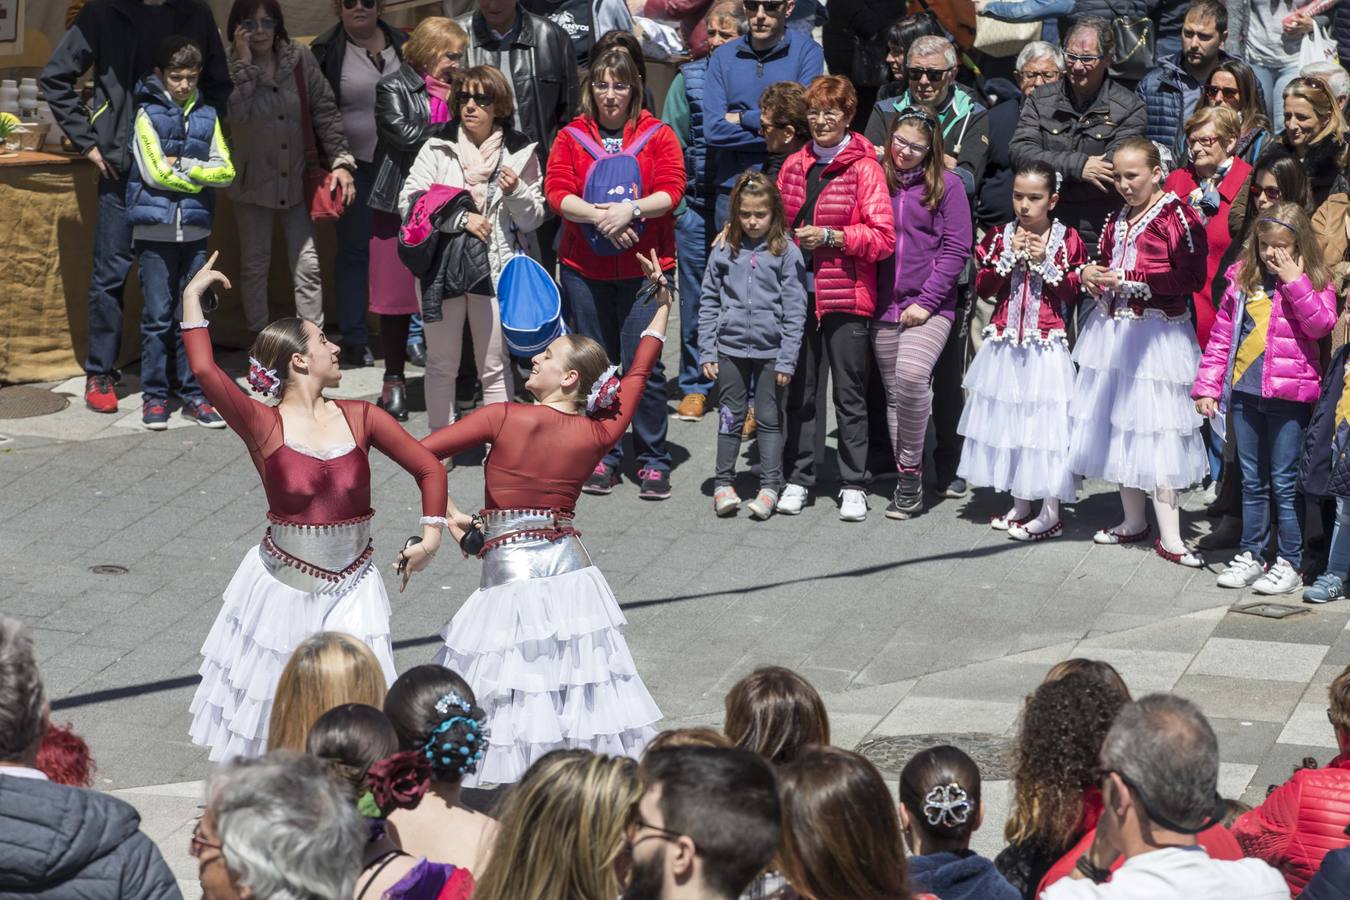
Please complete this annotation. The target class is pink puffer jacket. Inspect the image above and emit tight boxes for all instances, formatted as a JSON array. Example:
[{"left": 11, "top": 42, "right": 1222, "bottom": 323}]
[
  {"left": 777, "top": 133, "right": 896, "bottom": 319},
  {"left": 1192, "top": 265, "right": 1336, "bottom": 405}
]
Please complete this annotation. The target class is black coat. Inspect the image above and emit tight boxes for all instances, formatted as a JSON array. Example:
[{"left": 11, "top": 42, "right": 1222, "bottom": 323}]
[
  {"left": 399, "top": 189, "right": 493, "bottom": 322},
  {"left": 975, "top": 79, "right": 1023, "bottom": 228},
  {"left": 310, "top": 19, "right": 408, "bottom": 108},
  {"left": 370, "top": 63, "right": 451, "bottom": 214},
  {"left": 1299, "top": 343, "right": 1350, "bottom": 499}
]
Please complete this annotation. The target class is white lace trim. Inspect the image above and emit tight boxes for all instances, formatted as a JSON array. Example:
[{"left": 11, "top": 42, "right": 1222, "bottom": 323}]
[
  {"left": 997, "top": 221, "right": 1068, "bottom": 346},
  {"left": 283, "top": 441, "right": 358, "bottom": 460},
  {"left": 181, "top": 320, "right": 209, "bottom": 330},
  {"left": 1103, "top": 192, "right": 1178, "bottom": 315},
  {"left": 419, "top": 516, "right": 449, "bottom": 528},
  {"left": 640, "top": 329, "right": 667, "bottom": 342},
  {"left": 981, "top": 323, "right": 1069, "bottom": 347}
]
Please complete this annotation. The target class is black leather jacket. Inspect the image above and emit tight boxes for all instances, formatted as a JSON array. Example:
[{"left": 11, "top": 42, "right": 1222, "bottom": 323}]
[
  {"left": 370, "top": 63, "right": 450, "bottom": 214},
  {"left": 453, "top": 9, "right": 579, "bottom": 154},
  {"left": 310, "top": 19, "right": 408, "bottom": 107}
]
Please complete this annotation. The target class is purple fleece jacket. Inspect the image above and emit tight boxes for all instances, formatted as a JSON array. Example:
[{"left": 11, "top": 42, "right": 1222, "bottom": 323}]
[{"left": 875, "top": 167, "right": 972, "bottom": 323}]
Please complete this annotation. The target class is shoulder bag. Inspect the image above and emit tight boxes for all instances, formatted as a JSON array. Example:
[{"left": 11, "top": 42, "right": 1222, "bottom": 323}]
[{"left": 294, "top": 55, "right": 348, "bottom": 222}]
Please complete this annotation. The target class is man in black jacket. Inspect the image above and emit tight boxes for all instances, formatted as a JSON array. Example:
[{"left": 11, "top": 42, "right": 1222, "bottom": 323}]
[{"left": 40, "top": 0, "right": 228, "bottom": 414}]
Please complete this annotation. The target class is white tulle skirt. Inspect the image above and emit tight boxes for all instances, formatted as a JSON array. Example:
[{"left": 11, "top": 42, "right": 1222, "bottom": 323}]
[
  {"left": 957, "top": 335, "right": 1079, "bottom": 502},
  {"left": 1068, "top": 306, "right": 1208, "bottom": 493},
  {"left": 188, "top": 547, "right": 396, "bottom": 761},
  {"left": 435, "top": 558, "right": 661, "bottom": 787}
]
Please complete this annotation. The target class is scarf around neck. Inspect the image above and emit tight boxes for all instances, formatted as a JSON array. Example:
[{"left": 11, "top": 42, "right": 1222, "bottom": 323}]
[
  {"left": 455, "top": 126, "right": 505, "bottom": 212},
  {"left": 424, "top": 73, "right": 453, "bottom": 124}
]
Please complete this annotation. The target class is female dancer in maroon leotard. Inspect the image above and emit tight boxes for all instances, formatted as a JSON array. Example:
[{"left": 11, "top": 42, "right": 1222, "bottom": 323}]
[
  {"left": 420, "top": 251, "right": 672, "bottom": 785},
  {"left": 180, "top": 253, "right": 452, "bottom": 761}
]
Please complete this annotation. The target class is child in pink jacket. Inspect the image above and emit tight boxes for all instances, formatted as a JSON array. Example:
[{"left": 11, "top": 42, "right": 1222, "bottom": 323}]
[{"left": 1192, "top": 201, "right": 1337, "bottom": 594}]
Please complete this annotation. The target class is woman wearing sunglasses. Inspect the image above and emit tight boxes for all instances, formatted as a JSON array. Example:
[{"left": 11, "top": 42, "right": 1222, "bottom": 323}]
[
  {"left": 224, "top": 0, "right": 355, "bottom": 336},
  {"left": 1280, "top": 76, "right": 1348, "bottom": 209},
  {"left": 399, "top": 65, "right": 547, "bottom": 439},
  {"left": 1201, "top": 59, "right": 1272, "bottom": 165},
  {"left": 367, "top": 17, "right": 469, "bottom": 421}
]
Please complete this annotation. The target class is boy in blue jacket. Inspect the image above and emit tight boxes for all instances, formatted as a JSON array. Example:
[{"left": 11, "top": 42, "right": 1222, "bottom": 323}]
[{"left": 128, "top": 35, "right": 235, "bottom": 430}]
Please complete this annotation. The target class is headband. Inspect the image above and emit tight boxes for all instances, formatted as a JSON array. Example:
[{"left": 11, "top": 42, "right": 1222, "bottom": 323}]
[
  {"left": 896, "top": 106, "right": 937, "bottom": 127},
  {"left": 1258, "top": 217, "right": 1295, "bottom": 231}
]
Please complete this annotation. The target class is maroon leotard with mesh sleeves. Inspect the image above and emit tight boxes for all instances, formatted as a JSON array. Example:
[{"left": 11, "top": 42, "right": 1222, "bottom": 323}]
[
  {"left": 421, "top": 335, "right": 662, "bottom": 512},
  {"left": 183, "top": 327, "right": 447, "bottom": 525}
]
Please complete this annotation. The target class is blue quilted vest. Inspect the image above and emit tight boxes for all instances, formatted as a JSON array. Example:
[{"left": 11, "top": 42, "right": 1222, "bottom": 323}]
[
  {"left": 682, "top": 57, "right": 715, "bottom": 210},
  {"left": 126, "top": 76, "right": 218, "bottom": 231}
]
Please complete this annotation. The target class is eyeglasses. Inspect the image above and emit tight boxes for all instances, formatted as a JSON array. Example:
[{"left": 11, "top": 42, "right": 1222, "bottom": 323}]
[
  {"left": 1065, "top": 52, "right": 1104, "bottom": 66},
  {"left": 1204, "top": 84, "right": 1240, "bottom": 101},
  {"left": 743, "top": 0, "right": 786, "bottom": 14},
  {"left": 1188, "top": 133, "right": 1222, "bottom": 148},
  {"left": 591, "top": 81, "right": 634, "bottom": 95},
  {"left": 240, "top": 17, "right": 276, "bottom": 32},
  {"left": 343, "top": 0, "right": 376, "bottom": 8},
  {"left": 891, "top": 135, "right": 930, "bottom": 156},
  {"left": 906, "top": 65, "right": 953, "bottom": 83},
  {"left": 806, "top": 109, "right": 843, "bottom": 123},
  {"left": 1016, "top": 69, "right": 1061, "bottom": 83},
  {"left": 456, "top": 90, "right": 495, "bottom": 107},
  {"left": 625, "top": 815, "right": 698, "bottom": 852},
  {"left": 189, "top": 821, "right": 223, "bottom": 859},
  {"left": 1251, "top": 183, "right": 1282, "bottom": 201}
]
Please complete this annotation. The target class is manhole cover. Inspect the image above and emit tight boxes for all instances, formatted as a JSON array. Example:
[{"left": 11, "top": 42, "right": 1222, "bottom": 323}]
[
  {"left": 0, "top": 385, "right": 69, "bottom": 419},
  {"left": 1233, "top": 602, "right": 1310, "bottom": 619},
  {"left": 857, "top": 732, "right": 1014, "bottom": 779},
  {"left": 88, "top": 564, "right": 129, "bottom": 575}
]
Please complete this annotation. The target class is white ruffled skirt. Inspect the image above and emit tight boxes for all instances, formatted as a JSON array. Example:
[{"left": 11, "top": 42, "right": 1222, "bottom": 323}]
[
  {"left": 188, "top": 547, "right": 396, "bottom": 761},
  {"left": 435, "top": 553, "right": 661, "bottom": 787},
  {"left": 1067, "top": 305, "right": 1208, "bottom": 493},
  {"left": 957, "top": 335, "right": 1079, "bottom": 502}
]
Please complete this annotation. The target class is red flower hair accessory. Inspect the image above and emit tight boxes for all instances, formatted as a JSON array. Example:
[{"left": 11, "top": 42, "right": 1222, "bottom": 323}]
[
  {"left": 585, "top": 365, "right": 621, "bottom": 417},
  {"left": 246, "top": 356, "right": 281, "bottom": 397},
  {"left": 364, "top": 750, "right": 432, "bottom": 815}
]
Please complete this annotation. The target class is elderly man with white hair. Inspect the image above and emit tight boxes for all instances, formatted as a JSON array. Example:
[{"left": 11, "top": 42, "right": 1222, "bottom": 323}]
[{"left": 194, "top": 750, "right": 366, "bottom": 900}]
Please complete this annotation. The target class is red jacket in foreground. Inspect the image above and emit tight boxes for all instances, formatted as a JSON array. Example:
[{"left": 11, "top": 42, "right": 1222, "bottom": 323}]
[
  {"left": 544, "top": 109, "right": 685, "bottom": 281},
  {"left": 1231, "top": 752, "right": 1350, "bottom": 895},
  {"left": 777, "top": 132, "right": 896, "bottom": 319}
]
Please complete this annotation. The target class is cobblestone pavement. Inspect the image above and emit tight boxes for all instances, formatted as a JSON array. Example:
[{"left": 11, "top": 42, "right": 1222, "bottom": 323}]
[{"left": 2, "top": 336, "right": 1345, "bottom": 889}]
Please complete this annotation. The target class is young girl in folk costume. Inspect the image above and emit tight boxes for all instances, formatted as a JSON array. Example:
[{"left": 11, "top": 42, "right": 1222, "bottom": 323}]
[
  {"left": 698, "top": 170, "right": 808, "bottom": 520},
  {"left": 1069, "top": 137, "right": 1210, "bottom": 568},
  {"left": 177, "top": 254, "right": 451, "bottom": 761},
  {"left": 1194, "top": 203, "right": 1337, "bottom": 594},
  {"left": 960, "top": 161, "right": 1087, "bottom": 541}
]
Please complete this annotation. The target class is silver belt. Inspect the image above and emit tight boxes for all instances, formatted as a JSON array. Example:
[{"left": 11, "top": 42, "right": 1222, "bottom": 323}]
[
  {"left": 479, "top": 508, "right": 591, "bottom": 589},
  {"left": 260, "top": 518, "right": 373, "bottom": 595}
]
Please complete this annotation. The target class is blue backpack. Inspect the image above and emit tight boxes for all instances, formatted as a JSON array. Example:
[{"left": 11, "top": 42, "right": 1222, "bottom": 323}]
[{"left": 565, "top": 123, "right": 663, "bottom": 256}]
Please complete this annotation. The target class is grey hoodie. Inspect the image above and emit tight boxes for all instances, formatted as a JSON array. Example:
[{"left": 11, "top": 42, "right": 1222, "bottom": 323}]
[
  {"left": 697, "top": 236, "right": 808, "bottom": 375},
  {"left": 0, "top": 774, "right": 180, "bottom": 900}
]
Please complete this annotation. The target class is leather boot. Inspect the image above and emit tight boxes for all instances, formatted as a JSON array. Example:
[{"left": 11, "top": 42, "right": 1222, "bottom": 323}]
[
  {"left": 1197, "top": 515, "right": 1242, "bottom": 551},
  {"left": 378, "top": 376, "right": 408, "bottom": 422}
]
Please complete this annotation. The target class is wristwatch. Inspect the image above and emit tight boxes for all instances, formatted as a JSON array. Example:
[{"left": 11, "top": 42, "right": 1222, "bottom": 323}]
[{"left": 628, "top": 197, "right": 644, "bottom": 220}]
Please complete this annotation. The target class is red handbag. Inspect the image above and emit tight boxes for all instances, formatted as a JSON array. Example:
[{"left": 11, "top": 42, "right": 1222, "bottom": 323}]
[{"left": 294, "top": 57, "right": 347, "bottom": 222}]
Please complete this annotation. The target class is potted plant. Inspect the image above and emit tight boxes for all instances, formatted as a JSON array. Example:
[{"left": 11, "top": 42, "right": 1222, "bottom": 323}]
[{"left": 0, "top": 112, "right": 20, "bottom": 154}]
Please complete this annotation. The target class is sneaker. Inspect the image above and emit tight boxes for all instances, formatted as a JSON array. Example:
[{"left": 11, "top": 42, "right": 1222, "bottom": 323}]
[
  {"left": 742, "top": 406, "right": 757, "bottom": 437},
  {"left": 886, "top": 472, "right": 924, "bottom": 519},
  {"left": 1216, "top": 551, "right": 1266, "bottom": 589},
  {"left": 1252, "top": 557, "right": 1302, "bottom": 595},
  {"left": 941, "top": 477, "right": 969, "bottom": 499},
  {"left": 714, "top": 485, "right": 741, "bottom": 517},
  {"left": 85, "top": 374, "right": 118, "bottom": 413},
  {"left": 142, "top": 399, "right": 169, "bottom": 430},
  {"left": 1304, "top": 573, "right": 1345, "bottom": 604},
  {"left": 777, "top": 483, "right": 809, "bottom": 515},
  {"left": 406, "top": 340, "right": 428, "bottom": 368},
  {"left": 747, "top": 488, "right": 778, "bottom": 521},
  {"left": 638, "top": 467, "right": 671, "bottom": 500},
  {"left": 583, "top": 462, "right": 621, "bottom": 495},
  {"left": 181, "top": 398, "right": 226, "bottom": 429},
  {"left": 676, "top": 393, "right": 707, "bottom": 421},
  {"left": 838, "top": 488, "right": 868, "bottom": 522}
]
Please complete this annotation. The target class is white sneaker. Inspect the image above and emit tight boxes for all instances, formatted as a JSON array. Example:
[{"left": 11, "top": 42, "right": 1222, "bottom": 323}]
[
  {"left": 1252, "top": 557, "right": 1302, "bottom": 595},
  {"left": 777, "top": 484, "right": 809, "bottom": 515},
  {"left": 1216, "top": 551, "right": 1265, "bottom": 589},
  {"left": 838, "top": 488, "right": 868, "bottom": 522}
]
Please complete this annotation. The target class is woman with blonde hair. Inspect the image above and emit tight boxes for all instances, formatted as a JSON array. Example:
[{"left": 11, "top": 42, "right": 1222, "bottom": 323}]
[
  {"left": 1280, "top": 76, "right": 1348, "bottom": 210},
  {"left": 471, "top": 750, "right": 641, "bottom": 900},
  {"left": 267, "top": 631, "right": 387, "bottom": 752}
]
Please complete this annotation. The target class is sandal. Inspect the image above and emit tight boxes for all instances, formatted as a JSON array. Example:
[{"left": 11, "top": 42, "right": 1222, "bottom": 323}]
[
  {"left": 1154, "top": 538, "right": 1204, "bottom": 568},
  {"left": 992, "top": 513, "right": 1033, "bottom": 531},
  {"left": 1093, "top": 526, "right": 1151, "bottom": 545},
  {"left": 1008, "top": 520, "right": 1063, "bottom": 542}
]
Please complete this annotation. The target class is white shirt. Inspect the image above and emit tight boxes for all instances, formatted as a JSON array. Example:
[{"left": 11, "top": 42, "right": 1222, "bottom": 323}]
[
  {"left": 0, "top": 765, "right": 49, "bottom": 780},
  {"left": 1041, "top": 847, "right": 1290, "bottom": 900}
]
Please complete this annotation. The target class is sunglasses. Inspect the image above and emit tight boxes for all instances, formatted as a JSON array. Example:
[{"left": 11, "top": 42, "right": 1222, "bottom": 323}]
[
  {"left": 1204, "top": 84, "right": 1240, "bottom": 101},
  {"left": 743, "top": 0, "right": 786, "bottom": 14},
  {"left": 456, "top": 90, "right": 495, "bottom": 107},
  {"left": 342, "top": 0, "right": 376, "bottom": 9},
  {"left": 907, "top": 65, "right": 953, "bottom": 83},
  {"left": 240, "top": 17, "right": 276, "bottom": 32},
  {"left": 1251, "top": 184, "right": 1282, "bottom": 201},
  {"left": 1292, "top": 75, "right": 1332, "bottom": 94}
]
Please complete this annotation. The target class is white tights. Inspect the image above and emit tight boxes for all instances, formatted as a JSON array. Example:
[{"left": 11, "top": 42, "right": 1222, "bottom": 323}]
[{"left": 1112, "top": 486, "right": 1184, "bottom": 553}]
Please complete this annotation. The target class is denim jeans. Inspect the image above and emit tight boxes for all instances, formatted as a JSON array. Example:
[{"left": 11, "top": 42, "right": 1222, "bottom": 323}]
[
  {"left": 1231, "top": 391, "right": 1310, "bottom": 567},
  {"left": 561, "top": 267, "right": 671, "bottom": 473},
  {"left": 87, "top": 174, "right": 135, "bottom": 375},
  {"left": 333, "top": 160, "right": 376, "bottom": 348},
  {"left": 675, "top": 204, "right": 716, "bottom": 396},
  {"left": 715, "top": 356, "right": 785, "bottom": 491},
  {"left": 1250, "top": 60, "right": 1304, "bottom": 132},
  {"left": 408, "top": 313, "right": 424, "bottom": 345},
  {"left": 135, "top": 238, "right": 207, "bottom": 402},
  {"left": 1327, "top": 496, "right": 1350, "bottom": 577}
]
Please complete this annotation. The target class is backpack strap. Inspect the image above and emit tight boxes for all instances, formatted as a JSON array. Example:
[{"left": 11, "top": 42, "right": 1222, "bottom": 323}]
[
  {"left": 622, "top": 123, "right": 664, "bottom": 156},
  {"left": 565, "top": 126, "right": 609, "bottom": 159}
]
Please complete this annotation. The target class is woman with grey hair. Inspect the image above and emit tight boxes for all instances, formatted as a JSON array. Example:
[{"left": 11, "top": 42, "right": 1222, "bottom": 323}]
[{"left": 195, "top": 750, "right": 365, "bottom": 900}]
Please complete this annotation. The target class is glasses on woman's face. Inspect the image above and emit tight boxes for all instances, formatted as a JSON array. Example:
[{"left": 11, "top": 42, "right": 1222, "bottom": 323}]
[
  {"left": 1204, "top": 84, "right": 1240, "bottom": 102},
  {"left": 1188, "top": 133, "right": 1222, "bottom": 148},
  {"left": 240, "top": 17, "right": 276, "bottom": 32},
  {"left": 891, "top": 135, "right": 930, "bottom": 157},
  {"left": 342, "top": 0, "right": 376, "bottom": 9},
  {"left": 188, "top": 821, "right": 223, "bottom": 859},
  {"left": 806, "top": 109, "right": 843, "bottom": 123},
  {"left": 456, "top": 90, "right": 494, "bottom": 108},
  {"left": 591, "top": 81, "right": 634, "bottom": 96},
  {"left": 1251, "top": 184, "right": 1282, "bottom": 202}
]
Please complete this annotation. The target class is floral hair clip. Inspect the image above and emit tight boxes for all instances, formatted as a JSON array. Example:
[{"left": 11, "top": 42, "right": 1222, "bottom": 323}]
[
  {"left": 433, "top": 692, "right": 472, "bottom": 717},
  {"left": 423, "top": 715, "right": 486, "bottom": 776},
  {"left": 586, "top": 365, "right": 621, "bottom": 416},
  {"left": 923, "top": 783, "right": 972, "bottom": 828},
  {"left": 361, "top": 750, "right": 432, "bottom": 818},
  {"left": 246, "top": 356, "right": 281, "bottom": 397}
]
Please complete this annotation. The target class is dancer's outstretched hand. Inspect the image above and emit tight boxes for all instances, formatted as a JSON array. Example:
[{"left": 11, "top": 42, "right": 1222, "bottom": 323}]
[
  {"left": 635, "top": 249, "right": 672, "bottom": 306},
  {"left": 182, "top": 251, "right": 233, "bottom": 321}
]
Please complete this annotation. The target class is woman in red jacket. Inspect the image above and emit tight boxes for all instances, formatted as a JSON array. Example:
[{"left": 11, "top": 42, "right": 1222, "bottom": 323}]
[
  {"left": 545, "top": 46, "right": 686, "bottom": 501},
  {"left": 775, "top": 74, "right": 896, "bottom": 522}
]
